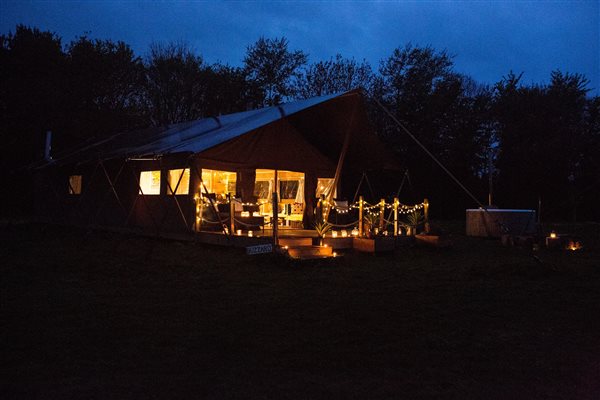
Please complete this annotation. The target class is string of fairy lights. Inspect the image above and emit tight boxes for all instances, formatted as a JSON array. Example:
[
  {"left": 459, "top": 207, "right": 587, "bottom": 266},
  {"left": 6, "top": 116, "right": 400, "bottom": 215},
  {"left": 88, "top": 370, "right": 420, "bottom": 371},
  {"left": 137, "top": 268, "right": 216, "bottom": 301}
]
[
  {"left": 195, "top": 196, "right": 426, "bottom": 215},
  {"left": 195, "top": 193, "right": 426, "bottom": 227},
  {"left": 192, "top": 190, "right": 429, "bottom": 240}
]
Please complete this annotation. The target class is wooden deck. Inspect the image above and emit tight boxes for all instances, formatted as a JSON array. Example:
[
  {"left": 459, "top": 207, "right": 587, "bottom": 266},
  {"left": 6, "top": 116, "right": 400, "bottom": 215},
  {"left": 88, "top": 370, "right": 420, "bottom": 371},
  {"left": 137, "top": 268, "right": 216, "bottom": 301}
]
[
  {"left": 33, "top": 220, "right": 415, "bottom": 254},
  {"left": 195, "top": 229, "right": 416, "bottom": 253}
]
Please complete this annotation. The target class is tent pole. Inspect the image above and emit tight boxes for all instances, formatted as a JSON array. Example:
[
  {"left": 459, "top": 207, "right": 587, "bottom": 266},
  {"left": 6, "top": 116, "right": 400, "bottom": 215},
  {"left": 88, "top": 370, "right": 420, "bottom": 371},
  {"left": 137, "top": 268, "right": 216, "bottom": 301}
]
[
  {"left": 325, "top": 99, "right": 358, "bottom": 221},
  {"left": 164, "top": 168, "right": 191, "bottom": 231},
  {"left": 73, "top": 160, "right": 101, "bottom": 225},
  {"left": 272, "top": 170, "right": 278, "bottom": 248},
  {"left": 191, "top": 164, "right": 230, "bottom": 238},
  {"left": 94, "top": 160, "right": 128, "bottom": 224},
  {"left": 128, "top": 165, "right": 161, "bottom": 235}
]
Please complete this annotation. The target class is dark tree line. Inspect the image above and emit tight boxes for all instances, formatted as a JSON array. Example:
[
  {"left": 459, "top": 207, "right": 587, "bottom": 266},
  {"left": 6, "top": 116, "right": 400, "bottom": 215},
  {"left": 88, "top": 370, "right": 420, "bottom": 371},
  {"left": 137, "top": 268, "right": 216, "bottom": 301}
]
[{"left": 1, "top": 25, "right": 598, "bottom": 220}]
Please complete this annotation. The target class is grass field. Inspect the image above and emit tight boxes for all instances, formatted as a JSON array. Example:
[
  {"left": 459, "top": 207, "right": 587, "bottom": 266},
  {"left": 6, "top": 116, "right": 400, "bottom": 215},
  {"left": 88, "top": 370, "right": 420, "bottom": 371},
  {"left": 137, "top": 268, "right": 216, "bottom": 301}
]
[{"left": 2, "top": 222, "right": 599, "bottom": 399}]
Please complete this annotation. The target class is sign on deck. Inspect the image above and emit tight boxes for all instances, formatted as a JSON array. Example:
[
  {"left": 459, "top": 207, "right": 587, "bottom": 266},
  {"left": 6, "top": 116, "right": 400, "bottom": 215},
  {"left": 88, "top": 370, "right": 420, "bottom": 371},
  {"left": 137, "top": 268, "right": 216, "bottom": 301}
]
[{"left": 246, "top": 243, "right": 273, "bottom": 255}]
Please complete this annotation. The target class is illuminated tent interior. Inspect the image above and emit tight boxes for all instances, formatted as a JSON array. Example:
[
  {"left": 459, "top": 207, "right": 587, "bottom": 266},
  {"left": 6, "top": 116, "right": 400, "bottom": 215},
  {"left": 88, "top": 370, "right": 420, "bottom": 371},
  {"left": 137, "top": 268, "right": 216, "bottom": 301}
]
[{"left": 34, "top": 89, "right": 399, "bottom": 233}]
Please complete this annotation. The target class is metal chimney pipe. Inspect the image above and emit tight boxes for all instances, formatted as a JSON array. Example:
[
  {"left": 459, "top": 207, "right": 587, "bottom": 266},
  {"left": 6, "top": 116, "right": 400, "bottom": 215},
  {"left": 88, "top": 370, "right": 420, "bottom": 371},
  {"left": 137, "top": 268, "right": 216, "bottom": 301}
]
[{"left": 44, "top": 130, "right": 52, "bottom": 161}]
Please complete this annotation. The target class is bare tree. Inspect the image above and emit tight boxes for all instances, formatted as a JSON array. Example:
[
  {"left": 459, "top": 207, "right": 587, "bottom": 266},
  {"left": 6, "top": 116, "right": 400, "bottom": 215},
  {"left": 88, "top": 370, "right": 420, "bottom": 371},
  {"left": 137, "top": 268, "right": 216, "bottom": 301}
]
[
  {"left": 144, "top": 41, "right": 207, "bottom": 125},
  {"left": 243, "top": 37, "right": 307, "bottom": 107},
  {"left": 296, "top": 54, "right": 374, "bottom": 99}
]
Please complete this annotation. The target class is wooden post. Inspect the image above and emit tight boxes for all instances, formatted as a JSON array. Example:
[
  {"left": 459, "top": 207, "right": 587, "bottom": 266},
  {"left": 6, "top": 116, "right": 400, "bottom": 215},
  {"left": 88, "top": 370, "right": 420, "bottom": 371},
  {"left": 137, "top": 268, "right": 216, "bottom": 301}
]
[
  {"left": 379, "top": 198, "right": 385, "bottom": 231},
  {"left": 272, "top": 191, "right": 279, "bottom": 248},
  {"left": 424, "top": 198, "right": 430, "bottom": 234},
  {"left": 195, "top": 194, "right": 202, "bottom": 232},
  {"left": 358, "top": 196, "right": 364, "bottom": 236},
  {"left": 393, "top": 197, "right": 399, "bottom": 236},
  {"left": 229, "top": 194, "right": 235, "bottom": 235}
]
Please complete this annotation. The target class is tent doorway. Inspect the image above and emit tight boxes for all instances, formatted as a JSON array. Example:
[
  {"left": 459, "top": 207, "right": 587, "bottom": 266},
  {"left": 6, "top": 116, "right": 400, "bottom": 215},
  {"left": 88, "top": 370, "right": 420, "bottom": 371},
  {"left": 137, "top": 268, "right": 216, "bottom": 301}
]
[{"left": 255, "top": 169, "right": 305, "bottom": 228}]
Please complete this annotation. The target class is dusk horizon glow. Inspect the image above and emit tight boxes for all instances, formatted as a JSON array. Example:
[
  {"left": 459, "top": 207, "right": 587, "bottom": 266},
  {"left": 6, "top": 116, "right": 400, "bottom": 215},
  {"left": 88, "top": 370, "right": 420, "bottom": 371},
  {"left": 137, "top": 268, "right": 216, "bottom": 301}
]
[{"left": 1, "top": 1, "right": 598, "bottom": 94}]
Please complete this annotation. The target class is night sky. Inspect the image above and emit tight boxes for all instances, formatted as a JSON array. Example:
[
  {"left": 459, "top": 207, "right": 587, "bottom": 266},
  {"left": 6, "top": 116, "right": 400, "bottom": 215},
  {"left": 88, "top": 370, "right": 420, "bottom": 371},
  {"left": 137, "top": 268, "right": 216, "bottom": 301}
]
[{"left": 1, "top": 0, "right": 599, "bottom": 94}]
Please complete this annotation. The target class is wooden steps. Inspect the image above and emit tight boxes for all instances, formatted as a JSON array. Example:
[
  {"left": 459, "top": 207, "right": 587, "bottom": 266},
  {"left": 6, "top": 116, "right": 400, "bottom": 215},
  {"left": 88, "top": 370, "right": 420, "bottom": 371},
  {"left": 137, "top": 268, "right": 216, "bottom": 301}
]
[
  {"left": 286, "top": 245, "right": 333, "bottom": 260},
  {"left": 279, "top": 237, "right": 313, "bottom": 247}
]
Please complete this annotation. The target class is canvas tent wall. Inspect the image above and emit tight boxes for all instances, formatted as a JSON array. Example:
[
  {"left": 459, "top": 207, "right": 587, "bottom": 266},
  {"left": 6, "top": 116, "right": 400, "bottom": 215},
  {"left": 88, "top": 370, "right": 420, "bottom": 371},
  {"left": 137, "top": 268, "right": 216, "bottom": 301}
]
[{"left": 33, "top": 89, "right": 399, "bottom": 233}]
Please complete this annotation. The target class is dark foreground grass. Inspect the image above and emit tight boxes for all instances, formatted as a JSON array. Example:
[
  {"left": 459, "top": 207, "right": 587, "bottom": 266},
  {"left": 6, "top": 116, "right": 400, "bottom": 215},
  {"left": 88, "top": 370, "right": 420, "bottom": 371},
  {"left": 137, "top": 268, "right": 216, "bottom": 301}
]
[{"left": 1, "top": 223, "right": 599, "bottom": 399}]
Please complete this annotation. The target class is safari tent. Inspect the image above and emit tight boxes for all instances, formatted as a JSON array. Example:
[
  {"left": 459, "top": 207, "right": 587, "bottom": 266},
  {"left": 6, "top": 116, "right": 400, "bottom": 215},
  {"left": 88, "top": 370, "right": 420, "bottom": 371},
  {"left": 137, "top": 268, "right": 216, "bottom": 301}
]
[{"left": 32, "top": 89, "right": 398, "bottom": 236}]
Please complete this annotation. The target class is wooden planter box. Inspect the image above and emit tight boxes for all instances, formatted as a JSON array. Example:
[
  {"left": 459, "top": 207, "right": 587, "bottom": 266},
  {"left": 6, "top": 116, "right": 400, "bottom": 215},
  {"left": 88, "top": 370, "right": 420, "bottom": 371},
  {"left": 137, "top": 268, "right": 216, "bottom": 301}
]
[
  {"left": 353, "top": 237, "right": 396, "bottom": 253},
  {"left": 415, "top": 234, "right": 451, "bottom": 248},
  {"left": 323, "top": 237, "right": 354, "bottom": 250}
]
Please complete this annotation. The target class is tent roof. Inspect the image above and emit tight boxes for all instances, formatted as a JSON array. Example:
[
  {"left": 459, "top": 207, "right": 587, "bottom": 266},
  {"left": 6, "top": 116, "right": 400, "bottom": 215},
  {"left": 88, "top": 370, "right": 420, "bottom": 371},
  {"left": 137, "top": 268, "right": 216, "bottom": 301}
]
[{"left": 41, "top": 89, "right": 400, "bottom": 172}]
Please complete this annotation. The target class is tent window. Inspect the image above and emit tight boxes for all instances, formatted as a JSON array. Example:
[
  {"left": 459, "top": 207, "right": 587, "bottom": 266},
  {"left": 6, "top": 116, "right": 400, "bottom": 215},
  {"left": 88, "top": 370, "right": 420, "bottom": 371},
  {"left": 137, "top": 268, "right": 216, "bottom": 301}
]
[
  {"left": 201, "top": 169, "right": 236, "bottom": 200},
  {"left": 69, "top": 175, "right": 82, "bottom": 195},
  {"left": 254, "top": 170, "right": 275, "bottom": 205},
  {"left": 255, "top": 169, "right": 304, "bottom": 219},
  {"left": 139, "top": 170, "right": 161, "bottom": 195},
  {"left": 167, "top": 168, "right": 190, "bottom": 195},
  {"left": 280, "top": 180, "right": 299, "bottom": 200},
  {"left": 254, "top": 180, "right": 271, "bottom": 200},
  {"left": 316, "top": 178, "right": 335, "bottom": 198}
]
